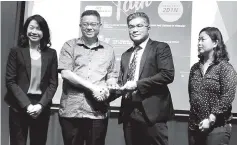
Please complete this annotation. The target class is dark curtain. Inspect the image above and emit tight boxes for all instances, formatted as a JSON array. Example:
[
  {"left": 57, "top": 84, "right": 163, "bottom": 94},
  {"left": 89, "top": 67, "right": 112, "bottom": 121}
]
[{"left": 1, "top": 1, "right": 25, "bottom": 145}]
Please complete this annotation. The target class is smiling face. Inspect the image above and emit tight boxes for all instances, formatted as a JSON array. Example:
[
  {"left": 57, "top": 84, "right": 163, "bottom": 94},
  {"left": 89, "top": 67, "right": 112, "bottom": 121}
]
[
  {"left": 27, "top": 20, "right": 43, "bottom": 44},
  {"left": 128, "top": 17, "right": 150, "bottom": 45},
  {"left": 198, "top": 31, "right": 217, "bottom": 56},
  {"left": 80, "top": 15, "right": 101, "bottom": 39}
]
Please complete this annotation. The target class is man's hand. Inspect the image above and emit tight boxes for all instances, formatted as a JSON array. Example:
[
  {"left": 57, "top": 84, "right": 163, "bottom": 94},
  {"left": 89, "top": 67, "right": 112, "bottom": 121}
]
[
  {"left": 199, "top": 118, "right": 211, "bottom": 132},
  {"left": 92, "top": 86, "right": 110, "bottom": 102},
  {"left": 107, "top": 82, "right": 120, "bottom": 92},
  {"left": 27, "top": 104, "right": 43, "bottom": 119},
  {"left": 106, "top": 78, "right": 120, "bottom": 91},
  {"left": 120, "top": 81, "right": 137, "bottom": 91}
]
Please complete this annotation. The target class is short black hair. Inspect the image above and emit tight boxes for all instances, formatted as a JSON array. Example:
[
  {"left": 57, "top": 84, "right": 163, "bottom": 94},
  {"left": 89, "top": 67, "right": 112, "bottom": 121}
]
[
  {"left": 80, "top": 10, "right": 101, "bottom": 22},
  {"left": 127, "top": 12, "right": 150, "bottom": 25}
]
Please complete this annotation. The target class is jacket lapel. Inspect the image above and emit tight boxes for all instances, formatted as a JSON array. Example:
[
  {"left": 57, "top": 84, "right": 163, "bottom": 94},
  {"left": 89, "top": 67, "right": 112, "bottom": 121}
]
[
  {"left": 138, "top": 39, "right": 152, "bottom": 79},
  {"left": 40, "top": 50, "right": 48, "bottom": 80},
  {"left": 21, "top": 48, "right": 31, "bottom": 81}
]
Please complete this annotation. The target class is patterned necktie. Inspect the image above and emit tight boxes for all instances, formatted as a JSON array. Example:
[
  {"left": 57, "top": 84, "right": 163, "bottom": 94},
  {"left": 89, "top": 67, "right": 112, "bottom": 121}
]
[{"left": 127, "top": 46, "right": 142, "bottom": 81}]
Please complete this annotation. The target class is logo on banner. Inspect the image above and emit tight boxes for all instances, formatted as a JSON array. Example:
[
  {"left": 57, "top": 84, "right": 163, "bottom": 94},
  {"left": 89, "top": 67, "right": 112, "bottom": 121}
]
[
  {"left": 158, "top": 1, "right": 183, "bottom": 22},
  {"left": 85, "top": 6, "right": 112, "bottom": 17}
]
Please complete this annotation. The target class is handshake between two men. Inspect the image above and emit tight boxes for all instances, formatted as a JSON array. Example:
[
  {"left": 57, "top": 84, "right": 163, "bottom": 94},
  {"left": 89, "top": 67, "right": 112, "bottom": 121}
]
[{"left": 92, "top": 80, "right": 137, "bottom": 102}]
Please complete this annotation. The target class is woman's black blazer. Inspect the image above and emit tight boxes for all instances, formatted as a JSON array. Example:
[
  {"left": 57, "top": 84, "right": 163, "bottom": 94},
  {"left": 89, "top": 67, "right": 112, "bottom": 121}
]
[{"left": 5, "top": 47, "right": 58, "bottom": 111}]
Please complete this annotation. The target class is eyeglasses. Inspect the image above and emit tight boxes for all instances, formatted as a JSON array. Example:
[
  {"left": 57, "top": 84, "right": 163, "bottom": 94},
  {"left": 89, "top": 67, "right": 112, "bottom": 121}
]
[
  {"left": 80, "top": 22, "right": 101, "bottom": 28},
  {"left": 128, "top": 24, "right": 149, "bottom": 30}
]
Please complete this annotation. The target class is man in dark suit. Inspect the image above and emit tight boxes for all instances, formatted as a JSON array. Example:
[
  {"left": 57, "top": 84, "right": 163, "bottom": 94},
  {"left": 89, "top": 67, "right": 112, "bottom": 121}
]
[{"left": 118, "top": 12, "right": 175, "bottom": 145}]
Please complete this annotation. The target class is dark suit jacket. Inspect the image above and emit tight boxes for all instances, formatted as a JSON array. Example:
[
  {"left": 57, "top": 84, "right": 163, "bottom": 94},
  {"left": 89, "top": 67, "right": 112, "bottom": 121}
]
[
  {"left": 5, "top": 47, "right": 58, "bottom": 111},
  {"left": 118, "top": 39, "right": 175, "bottom": 125}
]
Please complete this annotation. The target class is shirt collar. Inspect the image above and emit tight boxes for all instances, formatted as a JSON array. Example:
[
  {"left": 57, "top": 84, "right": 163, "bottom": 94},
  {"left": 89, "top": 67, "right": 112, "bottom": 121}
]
[
  {"left": 76, "top": 37, "right": 104, "bottom": 50},
  {"left": 133, "top": 37, "right": 149, "bottom": 50},
  {"left": 199, "top": 60, "right": 215, "bottom": 66}
]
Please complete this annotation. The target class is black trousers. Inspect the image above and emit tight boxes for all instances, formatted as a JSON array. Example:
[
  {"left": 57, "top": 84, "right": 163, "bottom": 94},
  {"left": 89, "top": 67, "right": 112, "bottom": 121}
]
[
  {"left": 59, "top": 117, "right": 108, "bottom": 145},
  {"left": 9, "top": 94, "right": 51, "bottom": 145},
  {"left": 9, "top": 107, "right": 50, "bottom": 145},
  {"left": 123, "top": 118, "right": 168, "bottom": 145},
  {"left": 188, "top": 124, "right": 232, "bottom": 145}
]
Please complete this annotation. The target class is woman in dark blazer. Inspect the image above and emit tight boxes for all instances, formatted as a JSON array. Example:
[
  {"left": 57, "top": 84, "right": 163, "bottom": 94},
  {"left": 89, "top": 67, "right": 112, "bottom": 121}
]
[{"left": 5, "top": 14, "right": 58, "bottom": 145}]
